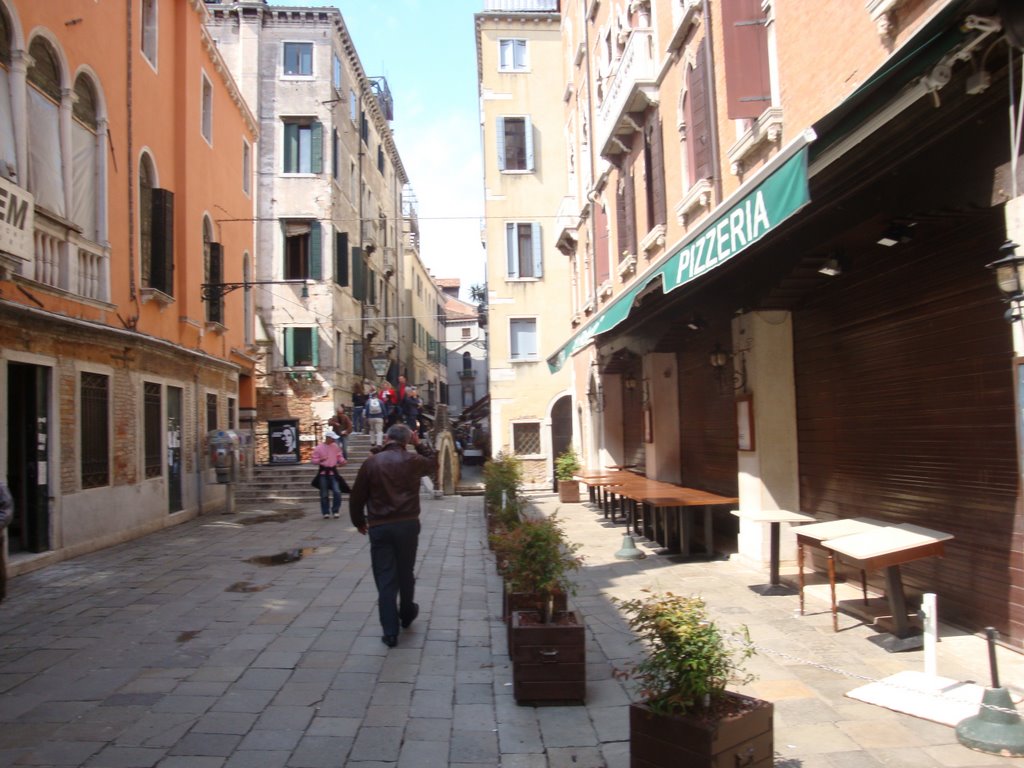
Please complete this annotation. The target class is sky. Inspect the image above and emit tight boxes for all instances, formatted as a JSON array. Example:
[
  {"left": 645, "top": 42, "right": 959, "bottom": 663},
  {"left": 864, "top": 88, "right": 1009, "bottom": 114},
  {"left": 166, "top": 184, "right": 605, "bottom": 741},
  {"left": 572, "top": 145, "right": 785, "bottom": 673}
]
[{"left": 276, "top": 0, "right": 486, "bottom": 300}]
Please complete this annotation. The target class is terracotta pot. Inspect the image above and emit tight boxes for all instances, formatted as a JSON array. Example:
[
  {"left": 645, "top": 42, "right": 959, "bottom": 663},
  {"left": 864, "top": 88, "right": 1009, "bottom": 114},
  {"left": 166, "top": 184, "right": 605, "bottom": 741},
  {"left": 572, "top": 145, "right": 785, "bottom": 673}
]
[
  {"left": 629, "top": 693, "right": 773, "bottom": 768},
  {"left": 510, "top": 610, "right": 585, "bottom": 705},
  {"left": 558, "top": 479, "right": 581, "bottom": 503}
]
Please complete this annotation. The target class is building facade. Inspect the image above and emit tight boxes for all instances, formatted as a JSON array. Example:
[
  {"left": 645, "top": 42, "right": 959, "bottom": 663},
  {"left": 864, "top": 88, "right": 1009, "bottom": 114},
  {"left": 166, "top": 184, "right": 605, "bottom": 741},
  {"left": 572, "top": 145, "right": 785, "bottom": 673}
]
[
  {"left": 206, "top": 2, "right": 408, "bottom": 461},
  {"left": 550, "top": 0, "right": 1024, "bottom": 646},
  {"left": 441, "top": 279, "right": 488, "bottom": 420},
  {"left": 476, "top": 0, "right": 575, "bottom": 488},
  {"left": 0, "top": 0, "right": 257, "bottom": 574}
]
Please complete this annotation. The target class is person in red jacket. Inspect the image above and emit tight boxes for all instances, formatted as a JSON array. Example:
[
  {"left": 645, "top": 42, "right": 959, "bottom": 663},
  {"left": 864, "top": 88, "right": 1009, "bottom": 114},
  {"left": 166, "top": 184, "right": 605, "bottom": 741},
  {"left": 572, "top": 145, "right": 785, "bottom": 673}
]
[{"left": 349, "top": 423, "right": 437, "bottom": 647}]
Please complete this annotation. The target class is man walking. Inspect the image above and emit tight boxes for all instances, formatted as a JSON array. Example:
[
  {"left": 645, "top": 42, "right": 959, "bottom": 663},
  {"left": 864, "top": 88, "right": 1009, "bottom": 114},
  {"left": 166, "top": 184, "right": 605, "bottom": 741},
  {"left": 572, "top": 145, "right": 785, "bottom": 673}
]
[{"left": 349, "top": 423, "right": 437, "bottom": 647}]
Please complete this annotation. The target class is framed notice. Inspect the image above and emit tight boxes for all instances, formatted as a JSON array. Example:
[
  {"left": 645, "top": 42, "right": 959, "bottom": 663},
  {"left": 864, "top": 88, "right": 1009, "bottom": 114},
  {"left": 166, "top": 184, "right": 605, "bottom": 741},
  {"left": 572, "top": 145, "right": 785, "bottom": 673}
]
[{"left": 736, "top": 395, "right": 755, "bottom": 452}]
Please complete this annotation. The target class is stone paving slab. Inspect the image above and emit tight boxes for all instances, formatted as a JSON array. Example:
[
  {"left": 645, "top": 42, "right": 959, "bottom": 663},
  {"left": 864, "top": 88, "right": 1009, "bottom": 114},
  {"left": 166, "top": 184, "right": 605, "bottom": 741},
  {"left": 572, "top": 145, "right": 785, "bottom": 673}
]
[{"left": 0, "top": 491, "right": 1022, "bottom": 767}]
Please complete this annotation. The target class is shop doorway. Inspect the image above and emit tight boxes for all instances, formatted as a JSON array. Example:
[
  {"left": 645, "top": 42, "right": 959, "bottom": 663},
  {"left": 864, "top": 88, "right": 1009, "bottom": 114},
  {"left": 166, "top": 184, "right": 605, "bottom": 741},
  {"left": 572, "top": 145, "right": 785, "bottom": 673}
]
[
  {"left": 6, "top": 362, "right": 51, "bottom": 554},
  {"left": 167, "top": 386, "right": 183, "bottom": 512}
]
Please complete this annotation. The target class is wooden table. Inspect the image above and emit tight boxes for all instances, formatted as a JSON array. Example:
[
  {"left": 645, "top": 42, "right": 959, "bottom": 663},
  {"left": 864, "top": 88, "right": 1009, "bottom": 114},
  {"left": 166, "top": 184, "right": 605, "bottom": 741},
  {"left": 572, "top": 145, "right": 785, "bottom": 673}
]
[
  {"left": 794, "top": 517, "right": 888, "bottom": 627},
  {"left": 573, "top": 472, "right": 626, "bottom": 516},
  {"left": 730, "top": 509, "right": 816, "bottom": 594},
  {"left": 630, "top": 487, "right": 739, "bottom": 557},
  {"left": 823, "top": 523, "right": 953, "bottom": 640}
]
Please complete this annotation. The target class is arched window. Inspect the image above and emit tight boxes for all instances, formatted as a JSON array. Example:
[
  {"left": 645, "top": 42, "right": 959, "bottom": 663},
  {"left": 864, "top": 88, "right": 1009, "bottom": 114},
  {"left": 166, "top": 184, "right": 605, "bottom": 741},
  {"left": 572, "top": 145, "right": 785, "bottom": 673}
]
[
  {"left": 462, "top": 351, "right": 472, "bottom": 372},
  {"left": 71, "top": 73, "right": 98, "bottom": 240},
  {"left": 27, "top": 37, "right": 64, "bottom": 215},
  {"left": 0, "top": 4, "right": 16, "bottom": 181},
  {"left": 139, "top": 152, "right": 155, "bottom": 286},
  {"left": 204, "top": 216, "right": 223, "bottom": 324}
]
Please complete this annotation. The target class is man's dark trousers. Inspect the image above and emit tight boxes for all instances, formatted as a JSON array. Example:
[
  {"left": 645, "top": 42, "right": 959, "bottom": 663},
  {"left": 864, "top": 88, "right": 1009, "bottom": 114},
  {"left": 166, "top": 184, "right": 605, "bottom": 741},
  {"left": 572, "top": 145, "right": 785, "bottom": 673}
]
[{"left": 368, "top": 519, "right": 420, "bottom": 636}]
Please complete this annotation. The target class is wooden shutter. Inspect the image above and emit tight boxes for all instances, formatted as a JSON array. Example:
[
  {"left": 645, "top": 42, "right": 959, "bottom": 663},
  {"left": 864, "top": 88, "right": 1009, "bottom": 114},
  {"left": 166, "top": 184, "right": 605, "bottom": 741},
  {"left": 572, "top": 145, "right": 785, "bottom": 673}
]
[
  {"left": 531, "top": 222, "right": 542, "bottom": 278},
  {"left": 309, "top": 221, "right": 321, "bottom": 280},
  {"left": 352, "top": 246, "right": 364, "bottom": 300},
  {"left": 506, "top": 222, "right": 517, "bottom": 277},
  {"left": 310, "top": 121, "right": 323, "bottom": 173},
  {"left": 616, "top": 177, "right": 629, "bottom": 259},
  {"left": 284, "top": 327, "right": 294, "bottom": 366},
  {"left": 335, "top": 230, "right": 349, "bottom": 286},
  {"left": 207, "top": 242, "right": 223, "bottom": 324},
  {"left": 690, "top": 40, "right": 712, "bottom": 183},
  {"left": 496, "top": 117, "right": 507, "bottom": 171},
  {"left": 624, "top": 171, "right": 637, "bottom": 256},
  {"left": 594, "top": 201, "right": 610, "bottom": 284},
  {"left": 310, "top": 328, "right": 319, "bottom": 367},
  {"left": 722, "top": 0, "right": 771, "bottom": 119},
  {"left": 525, "top": 117, "right": 534, "bottom": 170},
  {"left": 283, "top": 122, "right": 298, "bottom": 172},
  {"left": 151, "top": 188, "right": 174, "bottom": 295},
  {"left": 649, "top": 116, "right": 666, "bottom": 228}
]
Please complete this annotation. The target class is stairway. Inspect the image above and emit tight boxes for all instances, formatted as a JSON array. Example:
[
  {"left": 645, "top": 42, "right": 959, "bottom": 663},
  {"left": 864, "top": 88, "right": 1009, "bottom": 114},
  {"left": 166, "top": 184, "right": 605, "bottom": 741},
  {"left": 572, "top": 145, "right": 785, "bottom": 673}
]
[{"left": 233, "top": 433, "right": 373, "bottom": 508}]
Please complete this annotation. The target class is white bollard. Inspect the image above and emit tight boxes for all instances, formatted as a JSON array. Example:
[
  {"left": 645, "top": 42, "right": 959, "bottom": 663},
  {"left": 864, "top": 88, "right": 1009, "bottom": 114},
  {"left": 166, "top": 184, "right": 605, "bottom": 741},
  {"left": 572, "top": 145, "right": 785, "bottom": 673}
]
[{"left": 921, "top": 592, "right": 938, "bottom": 677}]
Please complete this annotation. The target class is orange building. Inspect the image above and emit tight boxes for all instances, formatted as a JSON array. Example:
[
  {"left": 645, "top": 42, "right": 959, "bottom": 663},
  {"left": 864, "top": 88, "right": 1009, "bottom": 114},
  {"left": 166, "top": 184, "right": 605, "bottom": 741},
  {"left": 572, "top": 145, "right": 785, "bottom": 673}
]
[{"left": 0, "top": 0, "right": 257, "bottom": 575}]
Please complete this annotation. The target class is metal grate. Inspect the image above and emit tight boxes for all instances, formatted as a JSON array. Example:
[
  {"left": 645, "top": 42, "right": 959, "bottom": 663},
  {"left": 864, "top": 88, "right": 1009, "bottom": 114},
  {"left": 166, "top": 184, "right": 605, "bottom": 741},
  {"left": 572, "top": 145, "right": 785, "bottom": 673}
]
[
  {"left": 80, "top": 372, "right": 109, "bottom": 488},
  {"left": 207, "top": 393, "right": 218, "bottom": 432},
  {"left": 144, "top": 382, "right": 162, "bottom": 479},
  {"left": 512, "top": 422, "right": 541, "bottom": 455}
]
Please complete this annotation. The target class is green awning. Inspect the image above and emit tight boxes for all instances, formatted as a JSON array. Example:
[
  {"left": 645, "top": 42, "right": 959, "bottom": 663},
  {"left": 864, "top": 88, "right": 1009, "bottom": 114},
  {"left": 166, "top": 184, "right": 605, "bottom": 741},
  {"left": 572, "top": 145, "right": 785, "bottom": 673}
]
[{"left": 547, "top": 135, "right": 812, "bottom": 372}]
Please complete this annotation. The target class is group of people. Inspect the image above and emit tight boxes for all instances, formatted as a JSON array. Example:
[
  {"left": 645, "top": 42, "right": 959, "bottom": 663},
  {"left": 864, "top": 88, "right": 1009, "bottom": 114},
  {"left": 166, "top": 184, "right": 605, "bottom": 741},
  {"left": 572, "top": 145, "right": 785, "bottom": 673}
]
[
  {"left": 351, "top": 375, "right": 424, "bottom": 448},
  {"left": 311, "top": 378, "right": 437, "bottom": 649}
]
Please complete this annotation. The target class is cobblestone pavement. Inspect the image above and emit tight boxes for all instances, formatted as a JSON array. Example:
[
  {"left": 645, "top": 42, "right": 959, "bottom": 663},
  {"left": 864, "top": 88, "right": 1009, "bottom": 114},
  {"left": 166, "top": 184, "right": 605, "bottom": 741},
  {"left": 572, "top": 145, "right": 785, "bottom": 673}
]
[{"left": 0, "top": 490, "right": 1021, "bottom": 767}]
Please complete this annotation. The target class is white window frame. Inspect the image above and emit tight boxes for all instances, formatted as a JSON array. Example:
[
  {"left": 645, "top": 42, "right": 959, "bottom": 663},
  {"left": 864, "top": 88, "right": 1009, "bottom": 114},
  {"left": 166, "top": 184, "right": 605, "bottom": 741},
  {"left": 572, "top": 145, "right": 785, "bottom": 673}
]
[
  {"left": 498, "top": 38, "right": 528, "bottom": 72},
  {"left": 496, "top": 115, "right": 534, "bottom": 172},
  {"left": 141, "top": 0, "right": 158, "bottom": 70},
  {"left": 332, "top": 52, "right": 343, "bottom": 91},
  {"left": 505, "top": 222, "right": 542, "bottom": 279},
  {"left": 200, "top": 71, "right": 213, "bottom": 145},
  {"left": 282, "top": 41, "right": 314, "bottom": 78},
  {"left": 509, "top": 317, "right": 539, "bottom": 362}
]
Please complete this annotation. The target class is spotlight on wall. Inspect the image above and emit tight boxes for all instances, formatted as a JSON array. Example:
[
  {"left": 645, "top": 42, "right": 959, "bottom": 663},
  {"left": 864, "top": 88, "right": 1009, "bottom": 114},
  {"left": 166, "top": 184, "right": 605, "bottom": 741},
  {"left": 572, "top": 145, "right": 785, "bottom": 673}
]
[
  {"left": 877, "top": 220, "right": 915, "bottom": 247},
  {"left": 686, "top": 313, "right": 706, "bottom": 331},
  {"left": 818, "top": 256, "right": 843, "bottom": 277},
  {"left": 624, "top": 373, "right": 638, "bottom": 391}
]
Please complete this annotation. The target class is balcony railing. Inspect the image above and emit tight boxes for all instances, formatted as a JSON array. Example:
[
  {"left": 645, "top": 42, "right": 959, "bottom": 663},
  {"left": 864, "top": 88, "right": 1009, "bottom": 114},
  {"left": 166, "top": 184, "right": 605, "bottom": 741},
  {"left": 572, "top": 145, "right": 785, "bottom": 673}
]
[
  {"left": 458, "top": 369, "right": 477, "bottom": 380},
  {"left": 32, "top": 209, "right": 110, "bottom": 303},
  {"left": 595, "top": 28, "right": 658, "bottom": 159}
]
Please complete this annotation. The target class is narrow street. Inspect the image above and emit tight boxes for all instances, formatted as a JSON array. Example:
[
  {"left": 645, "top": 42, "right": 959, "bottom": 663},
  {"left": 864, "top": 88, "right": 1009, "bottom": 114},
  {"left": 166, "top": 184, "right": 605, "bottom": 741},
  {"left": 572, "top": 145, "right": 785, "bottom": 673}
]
[{"left": 0, "top": 488, "right": 1021, "bottom": 767}]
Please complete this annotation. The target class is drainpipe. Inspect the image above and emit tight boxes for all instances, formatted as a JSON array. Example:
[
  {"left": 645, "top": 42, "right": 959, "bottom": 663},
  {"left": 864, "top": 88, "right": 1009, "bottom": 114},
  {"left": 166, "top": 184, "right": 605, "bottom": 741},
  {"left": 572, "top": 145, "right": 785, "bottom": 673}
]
[
  {"left": 701, "top": 0, "right": 723, "bottom": 202},
  {"left": 582, "top": 0, "right": 598, "bottom": 303},
  {"left": 126, "top": 0, "right": 136, "bottom": 302}
]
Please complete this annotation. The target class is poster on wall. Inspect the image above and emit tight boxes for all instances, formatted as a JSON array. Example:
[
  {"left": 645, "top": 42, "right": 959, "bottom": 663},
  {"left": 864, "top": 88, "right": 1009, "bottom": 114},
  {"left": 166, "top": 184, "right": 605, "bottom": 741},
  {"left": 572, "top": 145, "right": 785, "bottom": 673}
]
[{"left": 268, "top": 419, "right": 300, "bottom": 464}]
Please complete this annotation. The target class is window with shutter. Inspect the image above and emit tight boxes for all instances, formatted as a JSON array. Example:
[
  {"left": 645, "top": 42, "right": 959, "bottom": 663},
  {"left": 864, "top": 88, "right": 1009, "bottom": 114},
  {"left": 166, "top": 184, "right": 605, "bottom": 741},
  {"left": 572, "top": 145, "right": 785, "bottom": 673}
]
[
  {"left": 594, "top": 201, "right": 610, "bottom": 285},
  {"left": 722, "top": 0, "right": 771, "bottom": 119},
  {"left": 309, "top": 222, "right": 322, "bottom": 280},
  {"left": 283, "top": 220, "right": 311, "bottom": 280},
  {"left": 150, "top": 188, "right": 174, "bottom": 295},
  {"left": 284, "top": 121, "right": 322, "bottom": 173},
  {"left": 206, "top": 242, "right": 223, "bottom": 324},
  {"left": 505, "top": 222, "right": 541, "bottom": 278},
  {"left": 688, "top": 41, "right": 712, "bottom": 184},
  {"left": 498, "top": 116, "right": 533, "bottom": 172},
  {"left": 335, "top": 231, "right": 349, "bottom": 286},
  {"left": 352, "top": 246, "right": 365, "bottom": 301},
  {"left": 645, "top": 116, "right": 666, "bottom": 230}
]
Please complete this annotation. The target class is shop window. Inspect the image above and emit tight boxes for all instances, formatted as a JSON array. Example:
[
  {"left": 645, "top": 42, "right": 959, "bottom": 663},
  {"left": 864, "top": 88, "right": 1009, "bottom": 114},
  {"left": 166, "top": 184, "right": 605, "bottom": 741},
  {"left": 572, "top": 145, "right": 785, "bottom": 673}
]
[{"left": 144, "top": 382, "right": 162, "bottom": 479}]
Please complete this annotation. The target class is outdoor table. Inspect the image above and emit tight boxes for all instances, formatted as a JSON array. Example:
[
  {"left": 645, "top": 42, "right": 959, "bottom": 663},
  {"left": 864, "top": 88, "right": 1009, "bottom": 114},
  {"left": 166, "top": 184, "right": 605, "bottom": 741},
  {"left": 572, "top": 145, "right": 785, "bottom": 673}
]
[
  {"left": 793, "top": 517, "right": 888, "bottom": 628},
  {"left": 574, "top": 472, "right": 626, "bottom": 516},
  {"left": 730, "top": 509, "right": 816, "bottom": 594},
  {"left": 635, "top": 487, "right": 739, "bottom": 557},
  {"left": 823, "top": 523, "right": 953, "bottom": 642}
]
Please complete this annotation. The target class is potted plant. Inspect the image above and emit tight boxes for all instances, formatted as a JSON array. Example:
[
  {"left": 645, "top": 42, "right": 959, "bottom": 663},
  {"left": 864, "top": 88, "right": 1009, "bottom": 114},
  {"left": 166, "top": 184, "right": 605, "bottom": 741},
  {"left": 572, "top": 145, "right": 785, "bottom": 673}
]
[
  {"left": 615, "top": 591, "right": 772, "bottom": 767},
  {"left": 503, "top": 515, "right": 586, "bottom": 705},
  {"left": 554, "top": 449, "right": 582, "bottom": 503},
  {"left": 483, "top": 452, "right": 524, "bottom": 539}
]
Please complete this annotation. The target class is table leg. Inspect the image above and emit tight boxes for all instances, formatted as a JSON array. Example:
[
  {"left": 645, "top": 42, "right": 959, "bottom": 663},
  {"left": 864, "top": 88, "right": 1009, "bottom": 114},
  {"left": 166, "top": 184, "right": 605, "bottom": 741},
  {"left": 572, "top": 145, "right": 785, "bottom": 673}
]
[
  {"left": 861, "top": 570, "right": 868, "bottom": 605},
  {"left": 884, "top": 565, "right": 911, "bottom": 638},
  {"left": 828, "top": 553, "right": 838, "bottom": 633},
  {"left": 769, "top": 522, "right": 781, "bottom": 587},
  {"left": 681, "top": 509, "right": 692, "bottom": 557},
  {"left": 798, "top": 542, "right": 805, "bottom": 615}
]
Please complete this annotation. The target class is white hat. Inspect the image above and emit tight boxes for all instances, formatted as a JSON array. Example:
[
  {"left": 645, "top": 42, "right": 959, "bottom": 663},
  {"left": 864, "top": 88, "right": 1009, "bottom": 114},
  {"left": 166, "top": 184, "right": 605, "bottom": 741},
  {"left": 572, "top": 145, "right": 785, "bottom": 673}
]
[{"left": 325, "top": 430, "right": 339, "bottom": 441}]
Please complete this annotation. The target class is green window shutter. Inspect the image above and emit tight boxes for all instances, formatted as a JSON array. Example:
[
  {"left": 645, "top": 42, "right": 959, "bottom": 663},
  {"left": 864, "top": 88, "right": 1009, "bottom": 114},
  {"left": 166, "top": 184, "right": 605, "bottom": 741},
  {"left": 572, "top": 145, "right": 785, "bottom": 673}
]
[
  {"left": 531, "top": 223, "right": 542, "bottom": 278},
  {"left": 496, "top": 117, "right": 506, "bottom": 171},
  {"left": 151, "top": 188, "right": 174, "bottom": 295},
  {"left": 311, "top": 121, "right": 323, "bottom": 173},
  {"left": 310, "top": 222, "right": 322, "bottom": 280},
  {"left": 284, "top": 122, "right": 298, "bottom": 172},
  {"left": 335, "top": 231, "right": 349, "bottom": 286},
  {"left": 311, "top": 328, "right": 319, "bottom": 367},
  {"left": 284, "top": 327, "right": 294, "bottom": 366},
  {"left": 352, "top": 246, "right": 364, "bottom": 300},
  {"left": 369, "top": 268, "right": 377, "bottom": 305}
]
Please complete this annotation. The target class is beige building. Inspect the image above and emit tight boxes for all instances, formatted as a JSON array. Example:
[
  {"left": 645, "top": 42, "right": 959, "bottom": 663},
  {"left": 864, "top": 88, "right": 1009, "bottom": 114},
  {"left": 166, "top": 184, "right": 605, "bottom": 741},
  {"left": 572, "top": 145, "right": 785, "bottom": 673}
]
[{"left": 475, "top": 0, "right": 574, "bottom": 488}]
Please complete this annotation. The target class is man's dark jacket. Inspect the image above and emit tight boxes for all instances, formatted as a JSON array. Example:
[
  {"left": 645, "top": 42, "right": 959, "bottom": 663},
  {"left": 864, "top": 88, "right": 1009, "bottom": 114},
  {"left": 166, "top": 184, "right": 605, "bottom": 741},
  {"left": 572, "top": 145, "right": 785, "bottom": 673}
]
[{"left": 349, "top": 440, "right": 437, "bottom": 529}]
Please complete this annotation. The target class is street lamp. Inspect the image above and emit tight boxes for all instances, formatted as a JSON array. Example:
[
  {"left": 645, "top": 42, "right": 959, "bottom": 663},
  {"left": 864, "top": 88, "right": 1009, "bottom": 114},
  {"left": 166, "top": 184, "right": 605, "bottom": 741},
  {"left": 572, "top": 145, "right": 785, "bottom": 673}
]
[{"left": 987, "top": 240, "right": 1024, "bottom": 321}]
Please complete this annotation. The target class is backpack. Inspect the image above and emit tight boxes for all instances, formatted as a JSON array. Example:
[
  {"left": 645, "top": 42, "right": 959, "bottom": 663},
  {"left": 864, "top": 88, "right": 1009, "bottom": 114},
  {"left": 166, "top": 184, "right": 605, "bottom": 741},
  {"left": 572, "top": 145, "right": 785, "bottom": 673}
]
[{"left": 367, "top": 396, "right": 383, "bottom": 416}]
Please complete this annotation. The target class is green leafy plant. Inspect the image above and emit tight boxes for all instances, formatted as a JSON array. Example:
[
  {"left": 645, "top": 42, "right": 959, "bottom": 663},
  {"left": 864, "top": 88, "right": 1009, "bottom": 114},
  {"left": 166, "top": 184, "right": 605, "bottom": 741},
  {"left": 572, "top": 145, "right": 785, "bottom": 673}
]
[
  {"left": 483, "top": 452, "right": 524, "bottom": 530},
  {"left": 499, "top": 515, "right": 582, "bottom": 623},
  {"left": 554, "top": 448, "right": 581, "bottom": 482},
  {"left": 615, "top": 591, "right": 756, "bottom": 716}
]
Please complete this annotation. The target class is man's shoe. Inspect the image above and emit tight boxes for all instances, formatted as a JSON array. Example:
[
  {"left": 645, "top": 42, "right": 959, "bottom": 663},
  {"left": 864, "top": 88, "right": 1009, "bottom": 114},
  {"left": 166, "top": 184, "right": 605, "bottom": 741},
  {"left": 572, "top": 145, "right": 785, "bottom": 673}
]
[
  {"left": 381, "top": 634, "right": 398, "bottom": 648},
  {"left": 401, "top": 603, "right": 419, "bottom": 629},
  {"left": 332, "top": 513, "right": 340, "bottom": 518},
  {"left": 322, "top": 514, "right": 329, "bottom": 519}
]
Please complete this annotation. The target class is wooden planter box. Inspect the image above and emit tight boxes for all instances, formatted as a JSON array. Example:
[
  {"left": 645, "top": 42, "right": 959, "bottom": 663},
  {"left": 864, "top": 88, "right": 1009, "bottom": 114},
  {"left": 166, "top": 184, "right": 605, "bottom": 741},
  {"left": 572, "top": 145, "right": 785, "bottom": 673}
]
[
  {"left": 558, "top": 479, "right": 581, "bottom": 503},
  {"left": 510, "top": 610, "right": 586, "bottom": 705},
  {"left": 629, "top": 693, "right": 773, "bottom": 768},
  {"left": 504, "top": 588, "right": 568, "bottom": 653}
]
